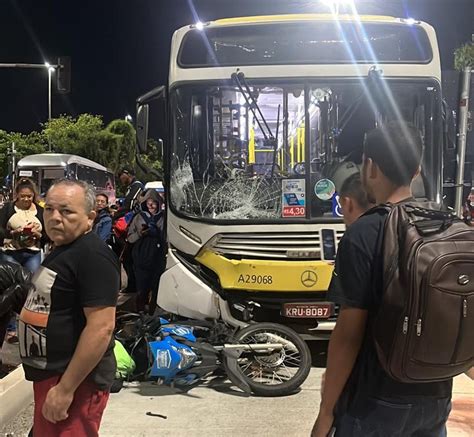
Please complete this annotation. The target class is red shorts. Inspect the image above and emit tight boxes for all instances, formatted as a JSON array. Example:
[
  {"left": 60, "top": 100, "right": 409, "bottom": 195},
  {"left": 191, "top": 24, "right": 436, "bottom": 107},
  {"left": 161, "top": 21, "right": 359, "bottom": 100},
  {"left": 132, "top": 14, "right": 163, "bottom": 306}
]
[{"left": 33, "top": 376, "right": 109, "bottom": 437}]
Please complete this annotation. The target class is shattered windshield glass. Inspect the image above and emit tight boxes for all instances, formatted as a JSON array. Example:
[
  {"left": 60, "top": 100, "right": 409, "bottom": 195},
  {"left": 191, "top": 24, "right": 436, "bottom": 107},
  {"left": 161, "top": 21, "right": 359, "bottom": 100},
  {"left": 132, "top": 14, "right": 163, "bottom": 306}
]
[{"left": 169, "top": 81, "right": 440, "bottom": 221}]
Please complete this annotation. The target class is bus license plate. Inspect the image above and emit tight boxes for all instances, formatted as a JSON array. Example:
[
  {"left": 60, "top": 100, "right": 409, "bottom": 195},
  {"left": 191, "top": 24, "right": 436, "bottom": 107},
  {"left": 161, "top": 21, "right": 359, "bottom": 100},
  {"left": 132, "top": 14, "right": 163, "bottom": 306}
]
[{"left": 282, "top": 303, "right": 334, "bottom": 319}]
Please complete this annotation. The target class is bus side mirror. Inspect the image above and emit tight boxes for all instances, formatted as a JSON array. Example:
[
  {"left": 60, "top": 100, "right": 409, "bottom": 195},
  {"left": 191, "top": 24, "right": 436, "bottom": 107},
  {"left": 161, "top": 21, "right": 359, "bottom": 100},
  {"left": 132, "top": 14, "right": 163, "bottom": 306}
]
[{"left": 136, "top": 104, "right": 149, "bottom": 154}]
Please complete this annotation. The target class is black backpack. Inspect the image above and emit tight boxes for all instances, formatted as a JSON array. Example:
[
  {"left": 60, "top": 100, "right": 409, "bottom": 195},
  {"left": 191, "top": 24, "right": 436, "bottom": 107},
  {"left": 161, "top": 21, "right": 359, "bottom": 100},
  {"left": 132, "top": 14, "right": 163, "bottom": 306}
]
[{"left": 373, "top": 202, "right": 474, "bottom": 383}]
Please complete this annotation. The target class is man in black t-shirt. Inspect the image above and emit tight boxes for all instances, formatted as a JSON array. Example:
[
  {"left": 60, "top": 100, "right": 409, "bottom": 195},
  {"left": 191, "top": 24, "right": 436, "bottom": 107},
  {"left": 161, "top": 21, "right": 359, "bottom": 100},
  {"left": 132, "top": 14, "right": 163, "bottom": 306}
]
[
  {"left": 312, "top": 122, "right": 452, "bottom": 437},
  {"left": 19, "top": 179, "right": 120, "bottom": 437},
  {"left": 116, "top": 166, "right": 144, "bottom": 218},
  {"left": 115, "top": 167, "right": 144, "bottom": 294}
]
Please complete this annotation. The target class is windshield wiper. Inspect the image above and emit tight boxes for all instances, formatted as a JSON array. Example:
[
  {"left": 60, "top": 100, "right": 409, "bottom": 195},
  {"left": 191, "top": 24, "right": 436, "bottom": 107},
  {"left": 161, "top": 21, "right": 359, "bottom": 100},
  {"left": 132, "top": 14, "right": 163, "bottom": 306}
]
[
  {"left": 231, "top": 71, "right": 279, "bottom": 175},
  {"left": 231, "top": 72, "right": 274, "bottom": 142}
]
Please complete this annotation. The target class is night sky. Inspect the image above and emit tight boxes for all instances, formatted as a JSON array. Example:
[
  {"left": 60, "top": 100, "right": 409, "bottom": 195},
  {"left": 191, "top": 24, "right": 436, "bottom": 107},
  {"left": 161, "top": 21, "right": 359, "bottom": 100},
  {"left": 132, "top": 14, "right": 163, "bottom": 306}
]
[{"left": 1, "top": 0, "right": 473, "bottom": 134}]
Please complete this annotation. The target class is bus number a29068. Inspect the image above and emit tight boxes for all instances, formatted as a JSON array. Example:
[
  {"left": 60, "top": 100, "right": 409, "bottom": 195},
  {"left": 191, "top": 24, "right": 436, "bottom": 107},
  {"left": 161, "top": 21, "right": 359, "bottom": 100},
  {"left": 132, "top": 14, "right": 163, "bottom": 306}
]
[{"left": 238, "top": 274, "right": 273, "bottom": 285}]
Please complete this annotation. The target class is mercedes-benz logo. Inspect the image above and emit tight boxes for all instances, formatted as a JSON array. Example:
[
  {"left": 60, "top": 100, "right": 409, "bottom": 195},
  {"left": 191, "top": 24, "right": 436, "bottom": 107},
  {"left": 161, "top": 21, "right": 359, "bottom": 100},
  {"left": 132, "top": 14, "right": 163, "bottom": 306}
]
[{"left": 301, "top": 270, "right": 318, "bottom": 287}]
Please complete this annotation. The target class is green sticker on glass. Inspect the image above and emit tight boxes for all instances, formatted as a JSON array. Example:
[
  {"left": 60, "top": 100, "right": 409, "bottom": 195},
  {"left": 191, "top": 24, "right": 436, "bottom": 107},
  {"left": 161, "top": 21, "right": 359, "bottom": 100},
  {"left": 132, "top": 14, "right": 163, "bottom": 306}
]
[{"left": 314, "top": 179, "right": 336, "bottom": 201}]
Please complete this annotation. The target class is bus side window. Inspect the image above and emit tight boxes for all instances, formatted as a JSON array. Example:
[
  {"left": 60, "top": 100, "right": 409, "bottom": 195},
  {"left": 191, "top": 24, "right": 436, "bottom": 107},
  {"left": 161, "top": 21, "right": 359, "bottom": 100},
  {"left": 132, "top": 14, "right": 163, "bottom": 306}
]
[{"left": 77, "top": 165, "right": 86, "bottom": 182}]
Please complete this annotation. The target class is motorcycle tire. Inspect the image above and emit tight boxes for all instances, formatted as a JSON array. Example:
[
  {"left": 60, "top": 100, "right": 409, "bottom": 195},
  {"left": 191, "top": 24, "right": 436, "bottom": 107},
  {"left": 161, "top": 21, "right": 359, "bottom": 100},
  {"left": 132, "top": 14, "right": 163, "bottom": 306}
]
[{"left": 225, "top": 322, "right": 311, "bottom": 397}]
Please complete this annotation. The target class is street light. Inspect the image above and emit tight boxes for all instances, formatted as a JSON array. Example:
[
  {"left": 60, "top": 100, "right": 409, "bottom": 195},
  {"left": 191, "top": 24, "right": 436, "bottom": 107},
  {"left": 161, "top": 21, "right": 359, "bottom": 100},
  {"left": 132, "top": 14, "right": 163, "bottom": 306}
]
[
  {"left": 44, "top": 62, "right": 55, "bottom": 122},
  {"left": 404, "top": 18, "right": 418, "bottom": 25},
  {"left": 125, "top": 114, "right": 133, "bottom": 123}
]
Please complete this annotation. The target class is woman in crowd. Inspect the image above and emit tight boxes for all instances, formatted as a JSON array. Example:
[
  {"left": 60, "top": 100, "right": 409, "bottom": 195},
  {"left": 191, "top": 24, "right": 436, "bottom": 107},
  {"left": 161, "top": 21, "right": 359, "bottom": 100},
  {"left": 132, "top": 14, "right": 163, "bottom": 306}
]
[
  {"left": 0, "top": 178, "right": 46, "bottom": 349},
  {"left": 127, "top": 189, "right": 166, "bottom": 313},
  {"left": 0, "top": 178, "right": 46, "bottom": 273},
  {"left": 93, "top": 193, "right": 112, "bottom": 242}
]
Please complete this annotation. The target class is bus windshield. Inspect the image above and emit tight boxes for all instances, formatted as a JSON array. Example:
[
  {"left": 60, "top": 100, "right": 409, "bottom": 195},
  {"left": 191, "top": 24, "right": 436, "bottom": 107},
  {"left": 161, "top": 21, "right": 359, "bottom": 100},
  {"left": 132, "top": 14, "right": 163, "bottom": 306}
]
[{"left": 170, "top": 79, "right": 441, "bottom": 222}]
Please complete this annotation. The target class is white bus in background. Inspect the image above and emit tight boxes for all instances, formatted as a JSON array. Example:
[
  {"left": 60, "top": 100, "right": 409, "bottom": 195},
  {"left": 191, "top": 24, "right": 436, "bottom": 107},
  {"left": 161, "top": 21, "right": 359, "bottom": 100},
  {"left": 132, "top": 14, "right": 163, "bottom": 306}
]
[
  {"left": 136, "top": 14, "right": 444, "bottom": 337},
  {"left": 16, "top": 153, "right": 116, "bottom": 202}
]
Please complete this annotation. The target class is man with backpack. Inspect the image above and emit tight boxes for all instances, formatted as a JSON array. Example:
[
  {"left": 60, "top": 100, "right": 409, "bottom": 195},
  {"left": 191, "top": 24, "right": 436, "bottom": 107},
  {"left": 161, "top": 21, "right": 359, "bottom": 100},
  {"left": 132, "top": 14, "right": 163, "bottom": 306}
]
[{"left": 312, "top": 122, "right": 459, "bottom": 437}]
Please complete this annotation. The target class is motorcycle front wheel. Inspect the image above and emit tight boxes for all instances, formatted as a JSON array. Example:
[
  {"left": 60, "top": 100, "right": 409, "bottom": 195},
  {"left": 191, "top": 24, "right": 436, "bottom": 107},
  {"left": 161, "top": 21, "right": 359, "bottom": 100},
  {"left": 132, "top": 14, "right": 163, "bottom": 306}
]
[{"left": 224, "top": 323, "right": 311, "bottom": 397}]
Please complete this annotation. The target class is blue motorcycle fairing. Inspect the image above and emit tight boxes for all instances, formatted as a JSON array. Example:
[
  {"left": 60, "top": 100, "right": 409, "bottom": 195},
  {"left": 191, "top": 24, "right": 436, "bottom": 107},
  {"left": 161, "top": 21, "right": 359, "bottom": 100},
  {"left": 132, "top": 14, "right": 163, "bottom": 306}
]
[
  {"left": 148, "top": 336, "right": 197, "bottom": 381},
  {"left": 160, "top": 324, "right": 197, "bottom": 342}
]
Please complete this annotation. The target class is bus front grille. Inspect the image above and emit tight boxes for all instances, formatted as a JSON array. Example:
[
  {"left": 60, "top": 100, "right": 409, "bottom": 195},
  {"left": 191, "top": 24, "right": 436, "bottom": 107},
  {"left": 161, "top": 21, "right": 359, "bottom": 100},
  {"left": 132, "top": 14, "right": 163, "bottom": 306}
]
[{"left": 208, "top": 231, "right": 345, "bottom": 260}]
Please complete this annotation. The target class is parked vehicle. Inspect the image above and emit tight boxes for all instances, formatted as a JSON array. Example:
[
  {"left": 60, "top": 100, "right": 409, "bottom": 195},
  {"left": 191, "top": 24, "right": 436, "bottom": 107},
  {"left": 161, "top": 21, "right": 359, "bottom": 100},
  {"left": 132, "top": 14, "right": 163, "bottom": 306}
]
[{"left": 16, "top": 153, "right": 116, "bottom": 202}]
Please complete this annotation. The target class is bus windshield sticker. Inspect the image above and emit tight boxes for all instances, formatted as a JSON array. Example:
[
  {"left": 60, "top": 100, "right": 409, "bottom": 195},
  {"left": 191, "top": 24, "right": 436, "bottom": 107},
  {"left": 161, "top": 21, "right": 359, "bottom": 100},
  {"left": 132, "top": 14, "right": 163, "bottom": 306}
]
[
  {"left": 332, "top": 194, "right": 343, "bottom": 218},
  {"left": 282, "top": 179, "right": 305, "bottom": 218},
  {"left": 314, "top": 179, "right": 336, "bottom": 201}
]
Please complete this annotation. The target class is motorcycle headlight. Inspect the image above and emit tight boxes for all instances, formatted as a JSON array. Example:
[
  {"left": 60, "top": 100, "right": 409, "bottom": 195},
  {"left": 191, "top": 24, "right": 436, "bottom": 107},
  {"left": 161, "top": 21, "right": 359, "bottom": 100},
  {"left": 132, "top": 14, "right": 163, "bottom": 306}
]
[{"left": 175, "top": 346, "right": 197, "bottom": 370}]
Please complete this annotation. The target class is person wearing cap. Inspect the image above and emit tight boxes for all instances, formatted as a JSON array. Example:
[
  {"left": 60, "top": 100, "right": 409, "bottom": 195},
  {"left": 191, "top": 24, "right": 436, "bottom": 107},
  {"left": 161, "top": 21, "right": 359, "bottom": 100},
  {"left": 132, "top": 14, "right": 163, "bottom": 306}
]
[
  {"left": 116, "top": 167, "right": 144, "bottom": 218},
  {"left": 332, "top": 162, "right": 373, "bottom": 226}
]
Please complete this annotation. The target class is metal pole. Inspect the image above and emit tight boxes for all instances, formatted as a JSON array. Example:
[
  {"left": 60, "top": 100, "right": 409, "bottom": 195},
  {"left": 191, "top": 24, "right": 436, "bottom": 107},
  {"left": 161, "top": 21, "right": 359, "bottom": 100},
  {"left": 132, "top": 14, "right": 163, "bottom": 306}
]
[
  {"left": 11, "top": 142, "right": 16, "bottom": 191},
  {"left": 454, "top": 68, "right": 472, "bottom": 217},
  {"left": 48, "top": 67, "right": 52, "bottom": 122},
  {"left": 0, "top": 63, "right": 58, "bottom": 69}
]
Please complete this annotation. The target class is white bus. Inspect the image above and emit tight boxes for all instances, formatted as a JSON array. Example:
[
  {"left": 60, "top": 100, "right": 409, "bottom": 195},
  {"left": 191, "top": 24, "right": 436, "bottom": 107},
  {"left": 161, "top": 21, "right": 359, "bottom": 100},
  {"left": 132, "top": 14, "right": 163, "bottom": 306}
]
[
  {"left": 136, "top": 14, "right": 444, "bottom": 337},
  {"left": 16, "top": 153, "right": 116, "bottom": 202}
]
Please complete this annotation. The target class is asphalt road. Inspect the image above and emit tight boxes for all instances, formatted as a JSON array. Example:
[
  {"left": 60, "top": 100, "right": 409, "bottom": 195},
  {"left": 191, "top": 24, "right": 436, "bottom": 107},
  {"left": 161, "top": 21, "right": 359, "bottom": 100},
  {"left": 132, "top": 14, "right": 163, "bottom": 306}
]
[
  {"left": 0, "top": 341, "right": 329, "bottom": 436},
  {"left": 2, "top": 341, "right": 474, "bottom": 436}
]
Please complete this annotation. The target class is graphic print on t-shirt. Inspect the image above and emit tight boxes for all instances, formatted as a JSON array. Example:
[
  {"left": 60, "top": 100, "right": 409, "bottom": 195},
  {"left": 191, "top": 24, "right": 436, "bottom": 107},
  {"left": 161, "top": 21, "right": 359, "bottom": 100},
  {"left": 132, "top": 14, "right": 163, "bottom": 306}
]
[{"left": 19, "top": 266, "right": 57, "bottom": 369}]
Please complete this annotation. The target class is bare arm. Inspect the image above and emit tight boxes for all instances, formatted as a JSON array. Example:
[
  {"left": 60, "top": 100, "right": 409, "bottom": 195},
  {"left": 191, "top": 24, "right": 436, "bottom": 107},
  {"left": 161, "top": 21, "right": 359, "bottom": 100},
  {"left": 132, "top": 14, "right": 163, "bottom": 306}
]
[
  {"left": 312, "top": 306, "right": 367, "bottom": 436},
  {"left": 42, "top": 306, "right": 116, "bottom": 423},
  {"left": 59, "top": 306, "right": 116, "bottom": 392},
  {"left": 466, "top": 367, "right": 474, "bottom": 380}
]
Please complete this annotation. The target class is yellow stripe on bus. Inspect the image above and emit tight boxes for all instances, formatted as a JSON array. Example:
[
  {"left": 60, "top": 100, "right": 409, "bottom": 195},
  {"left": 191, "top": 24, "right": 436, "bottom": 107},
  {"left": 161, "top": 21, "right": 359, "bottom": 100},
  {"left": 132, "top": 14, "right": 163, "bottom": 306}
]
[
  {"left": 214, "top": 14, "right": 396, "bottom": 26},
  {"left": 196, "top": 250, "right": 334, "bottom": 292}
]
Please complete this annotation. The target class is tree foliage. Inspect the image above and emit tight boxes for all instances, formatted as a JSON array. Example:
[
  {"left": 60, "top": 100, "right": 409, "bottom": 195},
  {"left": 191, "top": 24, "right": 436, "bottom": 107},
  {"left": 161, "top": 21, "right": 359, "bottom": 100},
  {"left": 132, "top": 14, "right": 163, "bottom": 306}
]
[
  {"left": 454, "top": 42, "right": 474, "bottom": 71},
  {"left": 136, "top": 138, "right": 164, "bottom": 183},
  {"left": 1, "top": 114, "right": 163, "bottom": 185},
  {"left": 0, "top": 130, "right": 47, "bottom": 181},
  {"left": 105, "top": 119, "right": 136, "bottom": 169},
  {"left": 43, "top": 114, "right": 130, "bottom": 173}
]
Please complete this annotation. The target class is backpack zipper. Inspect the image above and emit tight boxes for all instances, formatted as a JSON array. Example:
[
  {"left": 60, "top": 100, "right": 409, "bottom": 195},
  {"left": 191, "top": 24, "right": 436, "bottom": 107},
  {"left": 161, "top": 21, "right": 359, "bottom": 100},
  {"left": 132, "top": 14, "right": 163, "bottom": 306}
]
[
  {"left": 399, "top": 234, "right": 422, "bottom": 337},
  {"left": 453, "top": 297, "right": 470, "bottom": 363},
  {"left": 415, "top": 274, "right": 428, "bottom": 337},
  {"left": 416, "top": 319, "right": 422, "bottom": 336},
  {"left": 402, "top": 316, "right": 409, "bottom": 334}
]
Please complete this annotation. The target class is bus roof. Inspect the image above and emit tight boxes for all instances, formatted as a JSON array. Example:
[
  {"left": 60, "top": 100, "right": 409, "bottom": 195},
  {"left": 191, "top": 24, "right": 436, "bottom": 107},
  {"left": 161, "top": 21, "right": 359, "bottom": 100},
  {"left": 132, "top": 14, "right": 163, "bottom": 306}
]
[
  {"left": 17, "top": 153, "right": 110, "bottom": 172},
  {"left": 170, "top": 14, "right": 440, "bottom": 84}
]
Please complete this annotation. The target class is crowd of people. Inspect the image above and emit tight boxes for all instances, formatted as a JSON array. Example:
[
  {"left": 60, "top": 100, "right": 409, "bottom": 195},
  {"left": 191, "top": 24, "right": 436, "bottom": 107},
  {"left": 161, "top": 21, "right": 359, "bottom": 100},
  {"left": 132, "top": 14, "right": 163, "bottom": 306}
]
[
  {"left": 0, "top": 167, "right": 166, "bottom": 379},
  {"left": 0, "top": 163, "right": 168, "bottom": 436},
  {"left": 0, "top": 121, "right": 473, "bottom": 436}
]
